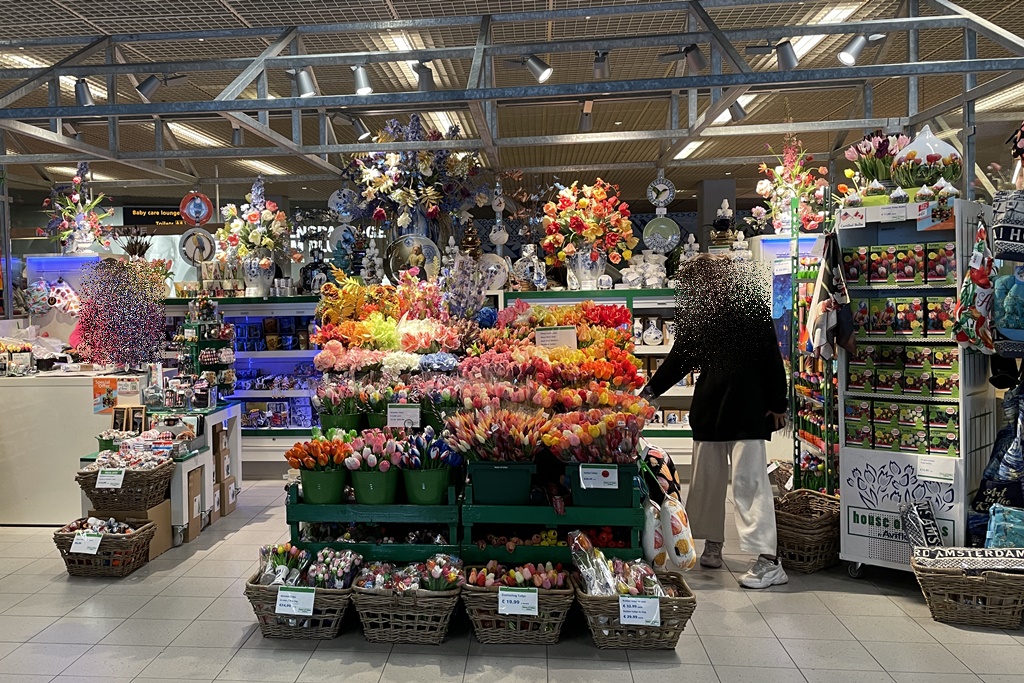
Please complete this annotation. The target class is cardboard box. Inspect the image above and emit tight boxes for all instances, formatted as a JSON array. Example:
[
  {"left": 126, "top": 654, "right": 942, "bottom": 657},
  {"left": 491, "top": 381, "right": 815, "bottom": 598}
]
[
  {"left": 873, "top": 402, "right": 900, "bottom": 429},
  {"left": 876, "top": 344, "right": 905, "bottom": 368},
  {"left": 849, "top": 343, "right": 876, "bottom": 367},
  {"left": 927, "top": 242, "right": 957, "bottom": 285},
  {"left": 852, "top": 297, "right": 872, "bottom": 337},
  {"left": 927, "top": 296, "right": 956, "bottom": 337},
  {"left": 843, "top": 246, "right": 869, "bottom": 286},
  {"left": 893, "top": 297, "right": 925, "bottom": 337},
  {"left": 844, "top": 399, "right": 872, "bottom": 425},
  {"left": 215, "top": 452, "right": 232, "bottom": 483},
  {"left": 845, "top": 422, "right": 872, "bottom": 448},
  {"left": 902, "top": 368, "right": 932, "bottom": 396},
  {"left": 903, "top": 345, "right": 932, "bottom": 369},
  {"left": 186, "top": 465, "right": 204, "bottom": 543},
  {"left": 899, "top": 404, "right": 926, "bottom": 428},
  {"left": 932, "top": 370, "right": 960, "bottom": 397},
  {"left": 870, "top": 245, "right": 898, "bottom": 285},
  {"left": 847, "top": 367, "right": 873, "bottom": 391},
  {"left": 928, "top": 405, "right": 960, "bottom": 432},
  {"left": 899, "top": 426, "right": 928, "bottom": 454},
  {"left": 893, "top": 244, "right": 926, "bottom": 285},
  {"left": 209, "top": 488, "right": 221, "bottom": 526},
  {"left": 931, "top": 345, "right": 959, "bottom": 371},
  {"left": 929, "top": 428, "right": 960, "bottom": 456},
  {"left": 221, "top": 476, "right": 237, "bottom": 517},
  {"left": 874, "top": 368, "right": 903, "bottom": 394},
  {"left": 874, "top": 426, "right": 900, "bottom": 451},
  {"left": 89, "top": 499, "right": 172, "bottom": 561},
  {"left": 870, "top": 298, "right": 896, "bottom": 336}
]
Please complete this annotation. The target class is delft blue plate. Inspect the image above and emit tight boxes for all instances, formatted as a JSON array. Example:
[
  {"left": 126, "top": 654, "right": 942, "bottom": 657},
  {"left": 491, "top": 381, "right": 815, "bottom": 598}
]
[{"left": 384, "top": 235, "right": 440, "bottom": 282}]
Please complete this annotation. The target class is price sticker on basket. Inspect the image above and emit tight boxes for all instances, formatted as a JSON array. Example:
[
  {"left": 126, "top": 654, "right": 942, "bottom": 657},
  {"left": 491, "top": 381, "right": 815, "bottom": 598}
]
[
  {"left": 95, "top": 468, "right": 126, "bottom": 489},
  {"left": 70, "top": 532, "right": 103, "bottom": 555},
  {"left": 275, "top": 586, "right": 315, "bottom": 616},
  {"left": 497, "top": 587, "right": 538, "bottom": 616},
  {"left": 618, "top": 595, "right": 661, "bottom": 626},
  {"left": 579, "top": 464, "right": 618, "bottom": 489}
]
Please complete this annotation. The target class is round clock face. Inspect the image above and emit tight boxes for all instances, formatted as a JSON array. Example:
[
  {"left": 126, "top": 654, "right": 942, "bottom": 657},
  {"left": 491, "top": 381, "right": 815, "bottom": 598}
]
[
  {"left": 646, "top": 178, "right": 677, "bottom": 208},
  {"left": 179, "top": 228, "right": 216, "bottom": 267}
]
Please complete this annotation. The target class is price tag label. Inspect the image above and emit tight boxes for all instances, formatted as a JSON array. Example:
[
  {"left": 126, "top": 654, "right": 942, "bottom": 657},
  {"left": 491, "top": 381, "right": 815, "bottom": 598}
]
[
  {"left": 879, "top": 204, "right": 907, "bottom": 223},
  {"left": 387, "top": 403, "right": 421, "bottom": 429},
  {"left": 837, "top": 208, "right": 866, "bottom": 230},
  {"left": 784, "top": 474, "right": 795, "bottom": 491},
  {"left": 275, "top": 586, "right": 316, "bottom": 616},
  {"left": 497, "top": 587, "right": 538, "bottom": 616},
  {"left": 579, "top": 464, "right": 619, "bottom": 490},
  {"left": 619, "top": 595, "right": 661, "bottom": 626},
  {"left": 70, "top": 532, "right": 103, "bottom": 555},
  {"left": 969, "top": 250, "right": 984, "bottom": 270},
  {"left": 95, "top": 468, "right": 126, "bottom": 489},
  {"left": 535, "top": 326, "right": 578, "bottom": 350},
  {"left": 766, "top": 462, "right": 779, "bottom": 474},
  {"left": 918, "top": 455, "right": 957, "bottom": 483}
]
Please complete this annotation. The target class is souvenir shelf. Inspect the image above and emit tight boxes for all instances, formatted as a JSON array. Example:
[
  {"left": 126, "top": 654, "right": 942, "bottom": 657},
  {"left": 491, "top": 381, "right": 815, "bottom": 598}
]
[{"left": 837, "top": 199, "right": 997, "bottom": 573}]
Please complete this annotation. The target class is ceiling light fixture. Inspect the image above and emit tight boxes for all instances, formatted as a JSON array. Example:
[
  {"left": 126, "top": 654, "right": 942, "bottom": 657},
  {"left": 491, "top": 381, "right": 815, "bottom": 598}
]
[
  {"left": 775, "top": 40, "right": 800, "bottom": 70},
  {"left": 729, "top": 101, "right": 747, "bottom": 122},
  {"left": 593, "top": 51, "right": 610, "bottom": 80},
  {"left": 75, "top": 78, "right": 95, "bottom": 107},
  {"left": 352, "top": 65, "right": 373, "bottom": 95},
  {"left": 232, "top": 126, "right": 243, "bottom": 146},
  {"left": 292, "top": 68, "right": 317, "bottom": 98},
  {"left": 136, "top": 75, "right": 162, "bottom": 100},
  {"left": 579, "top": 100, "right": 594, "bottom": 132},
  {"left": 413, "top": 62, "right": 436, "bottom": 92},
  {"left": 838, "top": 33, "right": 887, "bottom": 65},
  {"left": 683, "top": 44, "right": 708, "bottom": 72},
  {"left": 353, "top": 117, "right": 372, "bottom": 141},
  {"left": 525, "top": 54, "right": 553, "bottom": 83}
]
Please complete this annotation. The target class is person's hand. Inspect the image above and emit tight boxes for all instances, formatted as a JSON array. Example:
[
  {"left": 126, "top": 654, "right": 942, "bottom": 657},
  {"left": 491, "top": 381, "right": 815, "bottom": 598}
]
[{"left": 767, "top": 410, "right": 787, "bottom": 431}]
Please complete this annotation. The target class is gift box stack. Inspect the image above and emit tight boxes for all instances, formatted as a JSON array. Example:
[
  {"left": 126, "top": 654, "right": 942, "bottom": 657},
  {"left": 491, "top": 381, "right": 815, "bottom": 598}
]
[{"left": 210, "top": 422, "right": 237, "bottom": 527}]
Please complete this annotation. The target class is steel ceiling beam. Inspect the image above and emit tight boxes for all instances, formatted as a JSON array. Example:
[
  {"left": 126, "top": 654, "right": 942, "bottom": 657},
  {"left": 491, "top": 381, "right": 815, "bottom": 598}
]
[
  {"left": 0, "top": 120, "right": 197, "bottom": 184},
  {"left": 909, "top": 70, "right": 1024, "bottom": 126},
  {"left": 467, "top": 16, "right": 498, "bottom": 168},
  {"left": 214, "top": 28, "right": 298, "bottom": 102},
  {"left": 0, "top": 37, "right": 109, "bottom": 109},
  {"left": 926, "top": 0, "right": 1024, "bottom": 56}
]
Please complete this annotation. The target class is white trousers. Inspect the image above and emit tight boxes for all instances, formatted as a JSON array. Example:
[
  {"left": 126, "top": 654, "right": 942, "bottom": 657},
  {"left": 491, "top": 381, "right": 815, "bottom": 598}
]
[{"left": 685, "top": 439, "right": 778, "bottom": 556}]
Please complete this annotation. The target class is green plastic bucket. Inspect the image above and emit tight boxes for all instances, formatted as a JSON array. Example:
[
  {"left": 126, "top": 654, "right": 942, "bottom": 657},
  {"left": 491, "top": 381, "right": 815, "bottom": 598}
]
[
  {"left": 96, "top": 438, "right": 116, "bottom": 452},
  {"left": 467, "top": 461, "right": 536, "bottom": 505},
  {"left": 319, "top": 413, "right": 362, "bottom": 432},
  {"left": 352, "top": 468, "right": 399, "bottom": 505},
  {"left": 403, "top": 468, "right": 449, "bottom": 505},
  {"left": 366, "top": 412, "right": 388, "bottom": 429},
  {"left": 300, "top": 468, "right": 347, "bottom": 505},
  {"left": 566, "top": 463, "right": 635, "bottom": 507}
]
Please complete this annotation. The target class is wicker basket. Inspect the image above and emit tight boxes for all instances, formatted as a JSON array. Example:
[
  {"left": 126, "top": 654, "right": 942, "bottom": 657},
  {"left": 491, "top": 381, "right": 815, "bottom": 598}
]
[
  {"left": 243, "top": 574, "right": 352, "bottom": 639},
  {"left": 53, "top": 520, "right": 156, "bottom": 578},
  {"left": 774, "top": 489, "right": 840, "bottom": 574},
  {"left": 461, "top": 577, "right": 575, "bottom": 645},
  {"left": 574, "top": 571, "right": 697, "bottom": 650},
  {"left": 912, "top": 559, "right": 1024, "bottom": 629},
  {"left": 351, "top": 585, "right": 460, "bottom": 645},
  {"left": 76, "top": 460, "right": 175, "bottom": 511},
  {"left": 768, "top": 460, "right": 794, "bottom": 493}
]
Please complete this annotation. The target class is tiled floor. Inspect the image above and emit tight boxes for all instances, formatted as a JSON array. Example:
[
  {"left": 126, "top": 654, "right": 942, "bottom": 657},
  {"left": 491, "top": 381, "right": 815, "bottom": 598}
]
[{"left": 0, "top": 480, "right": 1021, "bottom": 683}]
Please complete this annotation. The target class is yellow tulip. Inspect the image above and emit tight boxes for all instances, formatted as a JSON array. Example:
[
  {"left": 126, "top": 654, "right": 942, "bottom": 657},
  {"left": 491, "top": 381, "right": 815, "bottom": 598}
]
[{"left": 844, "top": 168, "right": 855, "bottom": 179}]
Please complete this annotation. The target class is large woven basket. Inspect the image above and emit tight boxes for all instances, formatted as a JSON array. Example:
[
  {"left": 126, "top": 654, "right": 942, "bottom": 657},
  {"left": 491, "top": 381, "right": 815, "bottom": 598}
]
[
  {"left": 461, "top": 578, "right": 574, "bottom": 645},
  {"left": 243, "top": 574, "right": 352, "bottom": 639},
  {"left": 574, "top": 571, "right": 696, "bottom": 650},
  {"left": 351, "top": 585, "right": 460, "bottom": 645},
  {"left": 53, "top": 520, "right": 155, "bottom": 578},
  {"left": 912, "top": 559, "right": 1024, "bottom": 629},
  {"left": 775, "top": 489, "right": 840, "bottom": 574},
  {"left": 76, "top": 460, "right": 175, "bottom": 511}
]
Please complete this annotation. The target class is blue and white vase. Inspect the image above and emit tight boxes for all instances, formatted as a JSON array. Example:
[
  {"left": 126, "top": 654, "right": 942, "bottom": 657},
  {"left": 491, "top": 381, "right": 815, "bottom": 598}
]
[
  {"left": 242, "top": 250, "right": 274, "bottom": 298},
  {"left": 567, "top": 249, "right": 607, "bottom": 291}
]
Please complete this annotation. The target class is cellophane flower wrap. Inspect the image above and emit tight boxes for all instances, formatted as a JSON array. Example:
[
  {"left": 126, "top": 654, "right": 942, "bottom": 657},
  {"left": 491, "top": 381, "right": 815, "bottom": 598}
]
[
  {"left": 540, "top": 178, "right": 638, "bottom": 267},
  {"left": 258, "top": 543, "right": 311, "bottom": 586},
  {"left": 306, "top": 549, "right": 362, "bottom": 589},
  {"left": 355, "top": 554, "right": 464, "bottom": 594},
  {"left": 344, "top": 428, "right": 408, "bottom": 472},
  {"left": 216, "top": 176, "right": 293, "bottom": 261}
]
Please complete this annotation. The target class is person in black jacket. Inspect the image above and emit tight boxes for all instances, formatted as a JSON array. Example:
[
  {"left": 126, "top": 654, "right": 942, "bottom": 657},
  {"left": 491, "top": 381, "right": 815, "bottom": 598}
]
[{"left": 640, "top": 255, "right": 788, "bottom": 589}]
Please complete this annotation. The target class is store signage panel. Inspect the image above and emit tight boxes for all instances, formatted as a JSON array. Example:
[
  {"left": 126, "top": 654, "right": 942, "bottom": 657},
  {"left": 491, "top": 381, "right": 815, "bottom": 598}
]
[{"left": 124, "top": 206, "right": 186, "bottom": 226}]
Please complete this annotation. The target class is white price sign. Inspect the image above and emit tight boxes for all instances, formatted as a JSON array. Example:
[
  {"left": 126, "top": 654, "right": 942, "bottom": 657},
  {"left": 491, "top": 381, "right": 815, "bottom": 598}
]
[
  {"left": 70, "top": 532, "right": 103, "bottom": 555},
  {"left": 95, "top": 468, "right": 126, "bottom": 489},
  {"left": 535, "top": 326, "right": 578, "bottom": 350},
  {"left": 918, "top": 455, "right": 957, "bottom": 483},
  {"left": 879, "top": 204, "right": 907, "bottom": 223},
  {"left": 387, "top": 403, "right": 421, "bottom": 429},
  {"left": 497, "top": 587, "right": 538, "bottom": 616},
  {"left": 619, "top": 595, "right": 661, "bottom": 626},
  {"left": 275, "top": 586, "right": 316, "bottom": 616},
  {"left": 579, "top": 464, "right": 619, "bottom": 490}
]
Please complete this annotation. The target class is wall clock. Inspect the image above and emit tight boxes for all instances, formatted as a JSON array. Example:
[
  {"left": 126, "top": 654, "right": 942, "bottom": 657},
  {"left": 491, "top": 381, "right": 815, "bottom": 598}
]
[{"left": 646, "top": 177, "right": 677, "bottom": 208}]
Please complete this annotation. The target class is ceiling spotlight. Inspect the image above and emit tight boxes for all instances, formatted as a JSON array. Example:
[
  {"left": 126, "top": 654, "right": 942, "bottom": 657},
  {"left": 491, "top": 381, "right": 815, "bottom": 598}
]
[
  {"left": 776, "top": 40, "right": 799, "bottom": 70},
  {"left": 525, "top": 54, "right": 553, "bottom": 83},
  {"left": 291, "top": 68, "right": 316, "bottom": 98},
  {"left": 838, "top": 34, "right": 886, "bottom": 66},
  {"left": 413, "top": 62, "right": 436, "bottom": 92},
  {"left": 136, "top": 75, "right": 162, "bottom": 100},
  {"left": 352, "top": 117, "right": 372, "bottom": 141},
  {"left": 728, "top": 101, "right": 747, "bottom": 122},
  {"left": 683, "top": 44, "right": 708, "bottom": 73},
  {"left": 232, "top": 126, "right": 243, "bottom": 146},
  {"left": 578, "top": 111, "right": 593, "bottom": 132},
  {"left": 352, "top": 65, "right": 373, "bottom": 95},
  {"left": 593, "top": 51, "right": 610, "bottom": 80},
  {"left": 75, "top": 78, "right": 95, "bottom": 107}
]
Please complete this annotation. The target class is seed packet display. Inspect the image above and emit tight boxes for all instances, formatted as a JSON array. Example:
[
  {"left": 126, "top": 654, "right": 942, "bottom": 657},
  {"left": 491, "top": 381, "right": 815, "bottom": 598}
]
[
  {"left": 893, "top": 298, "right": 925, "bottom": 337},
  {"left": 845, "top": 399, "right": 872, "bottom": 425},
  {"left": 874, "top": 426, "right": 900, "bottom": 451},
  {"left": 852, "top": 297, "right": 871, "bottom": 337},
  {"left": 902, "top": 369, "right": 932, "bottom": 396},
  {"left": 930, "top": 346, "right": 959, "bottom": 371},
  {"left": 899, "top": 404, "right": 926, "bottom": 428},
  {"left": 871, "top": 245, "right": 898, "bottom": 285},
  {"left": 927, "top": 242, "right": 957, "bottom": 286},
  {"left": 849, "top": 344, "right": 876, "bottom": 367},
  {"left": 928, "top": 405, "right": 959, "bottom": 432},
  {"left": 894, "top": 244, "right": 926, "bottom": 285},
  {"left": 903, "top": 345, "right": 932, "bottom": 369},
  {"left": 843, "top": 247, "right": 869, "bottom": 286},
  {"left": 873, "top": 402, "right": 900, "bottom": 429},
  {"left": 847, "top": 367, "right": 873, "bottom": 391},
  {"left": 874, "top": 367, "right": 903, "bottom": 394},
  {"left": 900, "top": 501, "right": 944, "bottom": 547},
  {"left": 870, "top": 298, "right": 897, "bottom": 337},
  {"left": 929, "top": 430, "right": 959, "bottom": 457},
  {"left": 900, "top": 426, "right": 928, "bottom": 454},
  {"left": 932, "top": 370, "right": 960, "bottom": 397},
  {"left": 876, "top": 344, "right": 905, "bottom": 368},
  {"left": 846, "top": 422, "right": 872, "bottom": 448},
  {"left": 927, "top": 297, "right": 956, "bottom": 337}
]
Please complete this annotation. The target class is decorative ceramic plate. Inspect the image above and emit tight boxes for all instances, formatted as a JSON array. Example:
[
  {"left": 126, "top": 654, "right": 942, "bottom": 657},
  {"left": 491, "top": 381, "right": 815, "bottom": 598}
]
[
  {"left": 479, "top": 253, "right": 510, "bottom": 291},
  {"left": 384, "top": 235, "right": 440, "bottom": 282},
  {"left": 328, "top": 188, "right": 358, "bottom": 218},
  {"left": 643, "top": 216, "right": 681, "bottom": 253}
]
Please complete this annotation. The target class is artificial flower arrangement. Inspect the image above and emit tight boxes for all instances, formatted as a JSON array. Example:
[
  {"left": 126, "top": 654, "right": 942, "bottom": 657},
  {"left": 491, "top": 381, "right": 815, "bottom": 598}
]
[
  {"left": 743, "top": 204, "right": 772, "bottom": 235},
  {"left": 354, "top": 554, "right": 464, "bottom": 593},
  {"left": 419, "top": 352, "right": 460, "bottom": 373},
  {"left": 539, "top": 408, "right": 649, "bottom": 464},
  {"left": 396, "top": 269, "right": 446, "bottom": 319},
  {"left": 397, "top": 316, "right": 461, "bottom": 354},
  {"left": 402, "top": 425, "right": 462, "bottom": 470},
  {"left": 355, "top": 380, "right": 417, "bottom": 415},
  {"left": 344, "top": 428, "right": 409, "bottom": 473},
  {"left": 540, "top": 179, "right": 637, "bottom": 267},
  {"left": 216, "top": 176, "right": 294, "bottom": 261},
  {"left": 891, "top": 126, "right": 963, "bottom": 188},
  {"left": 283, "top": 429, "right": 356, "bottom": 471},
  {"left": 843, "top": 131, "right": 911, "bottom": 182},
  {"left": 446, "top": 408, "right": 546, "bottom": 462},
  {"left": 40, "top": 162, "right": 114, "bottom": 252},
  {"left": 306, "top": 548, "right": 362, "bottom": 589},
  {"left": 467, "top": 560, "right": 568, "bottom": 589},
  {"left": 346, "top": 113, "right": 487, "bottom": 230},
  {"left": 312, "top": 381, "right": 358, "bottom": 416},
  {"left": 314, "top": 345, "right": 388, "bottom": 375},
  {"left": 257, "top": 543, "right": 311, "bottom": 585},
  {"left": 755, "top": 129, "right": 829, "bottom": 233},
  {"left": 314, "top": 313, "right": 401, "bottom": 351}
]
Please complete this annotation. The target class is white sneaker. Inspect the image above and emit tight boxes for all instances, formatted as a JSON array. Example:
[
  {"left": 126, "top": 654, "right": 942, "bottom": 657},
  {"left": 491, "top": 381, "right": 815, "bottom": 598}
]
[
  {"left": 739, "top": 556, "right": 788, "bottom": 589},
  {"left": 700, "top": 541, "right": 724, "bottom": 569}
]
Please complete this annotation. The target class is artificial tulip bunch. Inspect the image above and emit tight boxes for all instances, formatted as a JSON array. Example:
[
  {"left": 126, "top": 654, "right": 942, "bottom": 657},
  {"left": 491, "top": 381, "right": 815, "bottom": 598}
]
[
  {"left": 608, "top": 557, "right": 668, "bottom": 597},
  {"left": 258, "top": 543, "right": 311, "bottom": 586},
  {"left": 531, "top": 384, "right": 655, "bottom": 415},
  {"left": 313, "top": 343, "right": 387, "bottom": 375},
  {"left": 305, "top": 549, "right": 363, "bottom": 589},
  {"left": 284, "top": 433, "right": 355, "bottom": 471},
  {"left": 539, "top": 409, "right": 647, "bottom": 464},
  {"left": 312, "top": 380, "right": 358, "bottom": 416},
  {"left": 355, "top": 380, "right": 416, "bottom": 414},
  {"left": 414, "top": 554, "right": 465, "bottom": 592},
  {"left": 344, "top": 428, "right": 409, "bottom": 472},
  {"left": 397, "top": 317, "right": 461, "bottom": 354},
  {"left": 402, "top": 426, "right": 462, "bottom": 470},
  {"left": 354, "top": 554, "right": 465, "bottom": 594},
  {"left": 468, "top": 560, "right": 568, "bottom": 589},
  {"left": 446, "top": 408, "right": 546, "bottom": 462}
]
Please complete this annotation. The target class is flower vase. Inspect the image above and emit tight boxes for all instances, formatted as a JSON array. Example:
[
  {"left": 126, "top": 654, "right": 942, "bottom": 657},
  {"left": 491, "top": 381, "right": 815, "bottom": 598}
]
[
  {"left": 567, "top": 250, "right": 607, "bottom": 290},
  {"left": 242, "top": 250, "right": 274, "bottom": 297},
  {"left": 63, "top": 228, "right": 95, "bottom": 255}
]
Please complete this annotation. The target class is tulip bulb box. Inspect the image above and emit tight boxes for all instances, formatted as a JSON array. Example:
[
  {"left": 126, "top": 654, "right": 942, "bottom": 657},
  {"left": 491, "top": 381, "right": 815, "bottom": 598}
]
[
  {"left": 846, "top": 422, "right": 872, "bottom": 448},
  {"left": 852, "top": 298, "right": 872, "bottom": 337},
  {"left": 927, "top": 297, "right": 956, "bottom": 337},
  {"left": 899, "top": 427, "right": 928, "bottom": 454},
  {"left": 899, "top": 404, "right": 927, "bottom": 429},
  {"left": 893, "top": 298, "right": 925, "bottom": 337},
  {"left": 873, "top": 402, "right": 900, "bottom": 429},
  {"left": 928, "top": 405, "right": 959, "bottom": 432},
  {"left": 844, "top": 247, "right": 870, "bottom": 286},
  {"left": 845, "top": 399, "right": 872, "bottom": 425},
  {"left": 847, "top": 367, "right": 873, "bottom": 391},
  {"left": 894, "top": 244, "right": 926, "bottom": 285},
  {"left": 927, "top": 242, "right": 957, "bottom": 285},
  {"left": 870, "top": 298, "right": 897, "bottom": 337},
  {"left": 870, "top": 245, "right": 899, "bottom": 285}
]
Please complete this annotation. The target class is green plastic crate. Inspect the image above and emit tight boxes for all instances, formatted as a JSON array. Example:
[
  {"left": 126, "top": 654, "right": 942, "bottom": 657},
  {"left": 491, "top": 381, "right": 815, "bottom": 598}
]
[
  {"left": 566, "top": 463, "right": 636, "bottom": 508},
  {"left": 467, "top": 461, "right": 535, "bottom": 505}
]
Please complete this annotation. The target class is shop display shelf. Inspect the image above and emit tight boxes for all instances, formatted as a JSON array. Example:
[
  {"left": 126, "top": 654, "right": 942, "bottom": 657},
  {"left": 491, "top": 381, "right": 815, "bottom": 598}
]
[
  {"left": 229, "top": 389, "right": 312, "bottom": 398},
  {"left": 633, "top": 345, "right": 673, "bottom": 356},
  {"left": 458, "top": 542, "right": 640, "bottom": 566},
  {"left": 163, "top": 295, "right": 320, "bottom": 306},
  {"left": 235, "top": 350, "right": 319, "bottom": 359},
  {"left": 854, "top": 336, "right": 958, "bottom": 345},
  {"left": 241, "top": 428, "right": 313, "bottom": 437},
  {"left": 661, "top": 386, "right": 694, "bottom": 398},
  {"left": 796, "top": 393, "right": 824, "bottom": 407},
  {"left": 295, "top": 541, "right": 461, "bottom": 562},
  {"left": 847, "top": 283, "right": 957, "bottom": 291},
  {"left": 843, "top": 390, "right": 960, "bottom": 404},
  {"left": 81, "top": 446, "right": 206, "bottom": 464}
]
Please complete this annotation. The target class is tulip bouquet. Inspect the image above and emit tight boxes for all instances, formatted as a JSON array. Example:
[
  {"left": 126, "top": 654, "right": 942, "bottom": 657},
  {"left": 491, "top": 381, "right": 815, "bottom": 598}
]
[
  {"left": 397, "top": 316, "right": 460, "bottom": 354},
  {"left": 539, "top": 409, "right": 647, "bottom": 464},
  {"left": 892, "top": 148, "right": 963, "bottom": 188},
  {"left": 468, "top": 560, "right": 568, "bottom": 589},
  {"left": 414, "top": 553, "right": 465, "bottom": 592},
  {"left": 403, "top": 426, "right": 462, "bottom": 470},
  {"left": 314, "top": 343, "right": 388, "bottom": 375},
  {"left": 305, "top": 548, "right": 363, "bottom": 590},
  {"left": 396, "top": 269, "right": 446, "bottom": 320},
  {"left": 539, "top": 178, "right": 638, "bottom": 267},
  {"left": 355, "top": 380, "right": 417, "bottom": 414},
  {"left": 447, "top": 408, "right": 546, "bottom": 462},
  {"left": 415, "top": 376, "right": 467, "bottom": 420},
  {"left": 258, "top": 543, "right": 311, "bottom": 586},
  {"left": 344, "top": 428, "right": 409, "bottom": 472},
  {"left": 312, "top": 380, "right": 358, "bottom": 416},
  {"left": 355, "top": 554, "right": 465, "bottom": 594},
  {"left": 844, "top": 131, "right": 911, "bottom": 182},
  {"left": 284, "top": 434, "right": 355, "bottom": 471}
]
